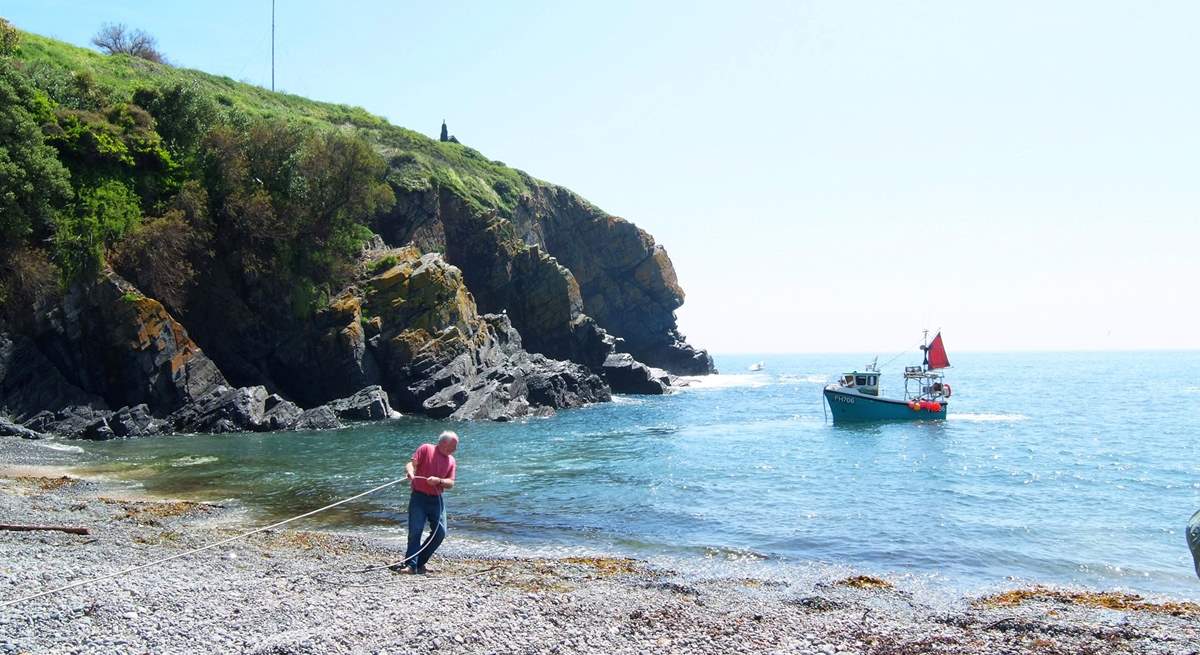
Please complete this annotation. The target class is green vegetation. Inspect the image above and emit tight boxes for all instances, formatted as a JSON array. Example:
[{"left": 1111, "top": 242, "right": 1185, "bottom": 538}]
[
  {"left": 370, "top": 255, "right": 400, "bottom": 274},
  {"left": 1, "top": 24, "right": 548, "bottom": 325}
]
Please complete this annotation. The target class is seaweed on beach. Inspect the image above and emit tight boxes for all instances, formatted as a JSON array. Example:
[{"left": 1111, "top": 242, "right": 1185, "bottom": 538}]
[
  {"left": 100, "top": 497, "right": 212, "bottom": 525},
  {"left": 11, "top": 476, "right": 77, "bottom": 491},
  {"left": 976, "top": 586, "right": 1200, "bottom": 617},
  {"left": 560, "top": 556, "right": 641, "bottom": 576},
  {"left": 836, "top": 575, "right": 893, "bottom": 590}
]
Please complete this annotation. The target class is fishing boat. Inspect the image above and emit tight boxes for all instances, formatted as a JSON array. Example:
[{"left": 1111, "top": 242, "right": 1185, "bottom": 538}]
[
  {"left": 748, "top": 361, "right": 765, "bottom": 372},
  {"left": 823, "top": 332, "right": 952, "bottom": 422}
]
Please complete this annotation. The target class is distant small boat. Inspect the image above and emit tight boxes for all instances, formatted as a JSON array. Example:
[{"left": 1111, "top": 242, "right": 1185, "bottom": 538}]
[
  {"left": 748, "top": 361, "right": 765, "bottom": 372},
  {"left": 823, "top": 332, "right": 952, "bottom": 422}
]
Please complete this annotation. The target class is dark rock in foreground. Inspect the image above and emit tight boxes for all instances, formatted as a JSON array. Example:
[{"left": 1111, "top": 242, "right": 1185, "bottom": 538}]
[
  {"left": 0, "top": 416, "right": 45, "bottom": 440},
  {"left": 326, "top": 386, "right": 393, "bottom": 421},
  {"left": 601, "top": 353, "right": 670, "bottom": 395}
]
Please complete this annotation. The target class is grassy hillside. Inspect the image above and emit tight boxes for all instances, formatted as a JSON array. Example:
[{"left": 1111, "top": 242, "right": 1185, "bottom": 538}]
[{"left": 15, "top": 29, "right": 538, "bottom": 216}]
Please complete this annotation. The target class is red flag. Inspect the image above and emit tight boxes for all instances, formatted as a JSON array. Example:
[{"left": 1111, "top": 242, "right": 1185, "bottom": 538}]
[{"left": 927, "top": 333, "right": 950, "bottom": 369}]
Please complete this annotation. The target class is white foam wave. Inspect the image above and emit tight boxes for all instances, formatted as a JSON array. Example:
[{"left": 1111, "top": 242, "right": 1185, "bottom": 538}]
[
  {"left": 676, "top": 374, "right": 769, "bottom": 390},
  {"left": 949, "top": 413, "right": 1029, "bottom": 423},
  {"left": 609, "top": 395, "right": 646, "bottom": 405},
  {"left": 779, "top": 374, "right": 829, "bottom": 384},
  {"left": 170, "top": 455, "right": 219, "bottom": 467},
  {"left": 35, "top": 442, "right": 84, "bottom": 453}
]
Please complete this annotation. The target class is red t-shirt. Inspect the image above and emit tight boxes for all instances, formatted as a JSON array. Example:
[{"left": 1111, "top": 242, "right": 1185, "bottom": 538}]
[{"left": 410, "top": 443, "right": 456, "bottom": 496}]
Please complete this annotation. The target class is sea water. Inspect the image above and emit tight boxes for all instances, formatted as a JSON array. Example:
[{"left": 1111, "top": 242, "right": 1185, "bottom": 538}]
[{"left": 63, "top": 351, "right": 1200, "bottom": 600}]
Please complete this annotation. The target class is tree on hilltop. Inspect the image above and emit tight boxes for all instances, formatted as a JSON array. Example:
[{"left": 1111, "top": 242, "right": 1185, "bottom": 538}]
[{"left": 92, "top": 23, "right": 166, "bottom": 64}]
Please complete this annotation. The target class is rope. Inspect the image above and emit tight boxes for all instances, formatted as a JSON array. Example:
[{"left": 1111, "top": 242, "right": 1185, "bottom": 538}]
[{"left": 0, "top": 475, "right": 444, "bottom": 609}]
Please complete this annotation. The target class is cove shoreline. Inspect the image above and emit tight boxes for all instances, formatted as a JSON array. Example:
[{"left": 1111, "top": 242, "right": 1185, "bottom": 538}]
[{"left": 2, "top": 435, "right": 1199, "bottom": 654}]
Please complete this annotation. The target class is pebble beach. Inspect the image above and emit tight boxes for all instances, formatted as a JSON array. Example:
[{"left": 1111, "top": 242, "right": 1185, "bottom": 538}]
[{"left": 2, "top": 436, "right": 1198, "bottom": 655}]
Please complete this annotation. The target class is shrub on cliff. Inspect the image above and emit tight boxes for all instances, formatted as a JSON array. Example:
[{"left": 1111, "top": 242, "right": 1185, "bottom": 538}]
[
  {"left": 0, "top": 63, "right": 73, "bottom": 243},
  {"left": 0, "top": 247, "right": 60, "bottom": 328},
  {"left": 133, "top": 83, "right": 218, "bottom": 173},
  {"left": 53, "top": 179, "right": 142, "bottom": 281},
  {"left": 0, "top": 18, "right": 20, "bottom": 57},
  {"left": 199, "top": 121, "right": 394, "bottom": 310},
  {"left": 46, "top": 103, "right": 177, "bottom": 204}
]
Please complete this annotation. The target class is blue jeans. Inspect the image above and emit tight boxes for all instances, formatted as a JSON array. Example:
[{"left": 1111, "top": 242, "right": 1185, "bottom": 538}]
[{"left": 404, "top": 490, "right": 446, "bottom": 570}]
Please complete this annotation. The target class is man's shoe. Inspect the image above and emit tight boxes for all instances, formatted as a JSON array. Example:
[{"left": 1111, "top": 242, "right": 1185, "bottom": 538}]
[
  {"left": 416, "top": 565, "right": 429, "bottom": 575},
  {"left": 389, "top": 564, "right": 414, "bottom": 575}
]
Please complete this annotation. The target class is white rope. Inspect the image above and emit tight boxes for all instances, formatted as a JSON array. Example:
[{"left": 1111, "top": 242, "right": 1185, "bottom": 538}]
[{"left": 0, "top": 475, "right": 443, "bottom": 609}]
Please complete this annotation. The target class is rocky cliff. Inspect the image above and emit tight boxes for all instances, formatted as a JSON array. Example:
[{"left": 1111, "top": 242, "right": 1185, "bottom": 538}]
[
  {"left": 0, "top": 28, "right": 713, "bottom": 438},
  {"left": 376, "top": 181, "right": 714, "bottom": 377}
]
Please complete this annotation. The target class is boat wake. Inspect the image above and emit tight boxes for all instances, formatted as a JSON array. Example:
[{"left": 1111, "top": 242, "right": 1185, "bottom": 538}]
[
  {"left": 778, "top": 374, "right": 829, "bottom": 384},
  {"left": 676, "top": 374, "right": 769, "bottom": 390},
  {"left": 949, "top": 413, "right": 1029, "bottom": 423}
]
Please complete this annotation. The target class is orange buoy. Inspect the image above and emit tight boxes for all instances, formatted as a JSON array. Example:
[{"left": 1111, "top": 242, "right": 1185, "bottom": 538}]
[
  {"left": 909, "top": 401, "right": 920, "bottom": 411},
  {"left": 930, "top": 402, "right": 942, "bottom": 412}
]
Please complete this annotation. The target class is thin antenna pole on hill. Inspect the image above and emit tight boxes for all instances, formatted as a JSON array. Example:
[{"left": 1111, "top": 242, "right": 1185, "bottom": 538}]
[{"left": 271, "top": 0, "right": 275, "bottom": 91}]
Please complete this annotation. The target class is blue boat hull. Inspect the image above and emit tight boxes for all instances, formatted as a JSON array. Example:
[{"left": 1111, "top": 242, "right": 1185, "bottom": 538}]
[{"left": 824, "top": 388, "right": 947, "bottom": 422}]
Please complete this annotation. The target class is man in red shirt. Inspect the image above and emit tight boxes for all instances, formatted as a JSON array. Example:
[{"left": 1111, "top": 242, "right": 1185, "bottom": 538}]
[{"left": 396, "top": 430, "right": 458, "bottom": 574}]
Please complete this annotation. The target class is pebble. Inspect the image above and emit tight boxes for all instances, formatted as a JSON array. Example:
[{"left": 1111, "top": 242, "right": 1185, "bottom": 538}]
[{"left": 0, "top": 448, "right": 1192, "bottom": 655}]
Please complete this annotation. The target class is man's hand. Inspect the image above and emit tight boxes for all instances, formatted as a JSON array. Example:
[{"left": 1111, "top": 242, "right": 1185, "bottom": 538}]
[
  {"left": 427, "top": 476, "right": 442, "bottom": 487},
  {"left": 405, "top": 461, "right": 415, "bottom": 481}
]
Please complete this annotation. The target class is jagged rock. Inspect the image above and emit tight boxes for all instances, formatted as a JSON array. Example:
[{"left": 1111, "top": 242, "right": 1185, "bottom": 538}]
[
  {"left": 166, "top": 381, "right": 297, "bottom": 434},
  {"left": 623, "top": 329, "right": 715, "bottom": 376},
  {"left": 0, "top": 332, "right": 108, "bottom": 422},
  {"left": 3, "top": 271, "right": 229, "bottom": 424},
  {"left": 602, "top": 353, "right": 668, "bottom": 395},
  {"left": 80, "top": 417, "right": 116, "bottom": 441},
  {"left": 525, "top": 354, "right": 612, "bottom": 408},
  {"left": 108, "top": 404, "right": 164, "bottom": 438},
  {"left": 0, "top": 416, "right": 46, "bottom": 440},
  {"left": 23, "top": 406, "right": 112, "bottom": 438},
  {"left": 325, "top": 385, "right": 393, "bottom": 421},
  {"left": 376, "top": 182, "right": 713, "bottom": 376},
  {"left": 354, "top": 248, "right": 609, "bottom": 420},
  {"left": 515, "top": 185, "right": 715, "bottom": 375},
  {"left": 293, "top": 406, "right": 343, "bottom": 431},
  {"left": 262, "top": 394, "right": 304, "bottom": 430}
]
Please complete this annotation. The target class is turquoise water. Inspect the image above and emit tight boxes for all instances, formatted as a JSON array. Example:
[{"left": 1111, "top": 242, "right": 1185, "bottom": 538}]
[{"left": 66, "top": 352, "right": 1200, "bottom": 599}]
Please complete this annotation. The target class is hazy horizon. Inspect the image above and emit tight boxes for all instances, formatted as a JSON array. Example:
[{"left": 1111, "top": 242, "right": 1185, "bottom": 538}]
[{"left": 4, "top": 1, "right": 1197, "bottom": 354}]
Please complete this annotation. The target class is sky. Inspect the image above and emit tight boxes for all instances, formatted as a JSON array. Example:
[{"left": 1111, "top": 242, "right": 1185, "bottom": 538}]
[{"left": 4, "top": 1, "right": 1197, "bottom": 353}]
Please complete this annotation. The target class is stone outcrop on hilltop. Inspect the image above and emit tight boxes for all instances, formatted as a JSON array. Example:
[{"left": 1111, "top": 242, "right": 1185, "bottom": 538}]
[{"left": 376, "top": 182, "right": 714, "bottom": 380}]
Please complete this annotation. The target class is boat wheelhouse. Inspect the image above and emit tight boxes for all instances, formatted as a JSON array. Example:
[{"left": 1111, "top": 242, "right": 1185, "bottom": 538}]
[{"left": 823, "top": 332, "right": 952, "bottom": 422}]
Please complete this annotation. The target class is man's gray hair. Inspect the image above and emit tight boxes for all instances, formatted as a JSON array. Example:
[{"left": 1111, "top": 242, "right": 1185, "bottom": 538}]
[{"left": 438, "top": 430, "right": 459, "bottom": 443}]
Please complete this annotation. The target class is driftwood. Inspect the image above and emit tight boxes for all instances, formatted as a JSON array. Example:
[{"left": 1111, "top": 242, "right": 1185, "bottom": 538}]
[{"left": 0, "top": 524, "right": 90, "bottom": 535}]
